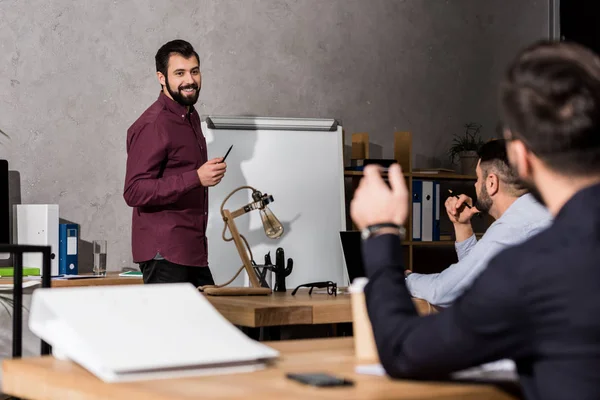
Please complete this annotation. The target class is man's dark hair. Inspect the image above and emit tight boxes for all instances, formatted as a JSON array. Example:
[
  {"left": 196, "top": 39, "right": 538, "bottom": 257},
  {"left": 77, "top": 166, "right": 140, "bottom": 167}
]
[
  {"left": 500, "top": 40, "right": 600, "bottom": 176},
  {"left": 155, "top": 39, "right": 200, "bottom": 79},
  {"left": 478, "top": 139, "right": 527, "bottom": 196}
]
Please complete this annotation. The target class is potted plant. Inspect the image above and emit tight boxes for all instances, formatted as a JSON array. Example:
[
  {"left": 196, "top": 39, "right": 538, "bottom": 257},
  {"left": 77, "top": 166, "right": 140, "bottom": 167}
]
[{"left": 449, "top": 123, "right": 485, "bottom": 175}]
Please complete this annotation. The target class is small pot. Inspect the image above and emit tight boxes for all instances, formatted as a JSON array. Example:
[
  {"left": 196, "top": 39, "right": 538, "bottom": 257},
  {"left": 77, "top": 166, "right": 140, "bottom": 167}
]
[{"left": 459, "top": 151, "right": 479, "bottom": 176}]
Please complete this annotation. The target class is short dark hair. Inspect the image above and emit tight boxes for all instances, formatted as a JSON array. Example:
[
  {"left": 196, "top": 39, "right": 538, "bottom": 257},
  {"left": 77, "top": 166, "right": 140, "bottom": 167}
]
[
  {"left": 478, "top": 139, "right": 527, "bottom": 196},
  {"left": 155, "top": 39, "right": 200, "bottom": 78},
  {"left": 500, "top": 40, "right": 600, "bottom": 176}
]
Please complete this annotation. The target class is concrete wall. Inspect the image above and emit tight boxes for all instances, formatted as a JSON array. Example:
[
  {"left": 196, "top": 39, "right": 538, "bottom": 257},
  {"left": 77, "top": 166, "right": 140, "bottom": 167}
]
[{"left": 0, "top": 0, "right": 549, "bottom": 271}]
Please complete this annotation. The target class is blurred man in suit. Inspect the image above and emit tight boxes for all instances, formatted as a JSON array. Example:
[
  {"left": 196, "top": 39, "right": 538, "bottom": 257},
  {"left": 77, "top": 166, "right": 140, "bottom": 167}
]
[{"left": 350, "top": 41, "right": 600, "bottom": 400}]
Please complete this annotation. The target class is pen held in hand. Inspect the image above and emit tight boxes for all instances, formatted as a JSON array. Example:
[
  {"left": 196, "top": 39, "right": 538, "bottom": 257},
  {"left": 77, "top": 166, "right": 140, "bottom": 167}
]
[
  {"left": 221, "top": 144, "right": 233, "bottom": 163},
  {"left": 448, "top": 189, "right": 472, "bottom": 208}
]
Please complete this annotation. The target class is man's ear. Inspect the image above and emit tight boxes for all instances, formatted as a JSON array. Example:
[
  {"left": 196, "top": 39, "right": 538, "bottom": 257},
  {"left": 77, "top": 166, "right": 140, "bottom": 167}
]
[
  {"left": 487, "top": 173, "right": 500, "bottom": 196},
  {"left": 157, "top": 71, "right": 166, "bottom": 87},
  {"left": 511, "top": 140, "right": 532, "bottom": 180}
]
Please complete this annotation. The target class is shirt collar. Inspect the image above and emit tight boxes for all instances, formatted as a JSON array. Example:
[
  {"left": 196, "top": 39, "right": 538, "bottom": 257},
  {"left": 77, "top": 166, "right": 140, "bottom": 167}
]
[{"left": 158, "top": 91, "right": 196, "bottom": 119}]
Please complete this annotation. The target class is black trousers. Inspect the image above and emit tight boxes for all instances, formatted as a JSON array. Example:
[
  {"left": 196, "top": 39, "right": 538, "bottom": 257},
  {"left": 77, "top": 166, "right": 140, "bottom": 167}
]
[{"left": 139, "top": 259, "right": 215, "bottom": 288}]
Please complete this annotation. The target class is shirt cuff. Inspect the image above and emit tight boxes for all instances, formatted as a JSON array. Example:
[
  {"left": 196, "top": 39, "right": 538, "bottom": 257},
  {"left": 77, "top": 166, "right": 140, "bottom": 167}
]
[
  {"left": 361, "top": 233, "right": 403, "bottom": 276},
  {"left": 455, "top": 234, "right": 477, "bottom": 252},
  {"left": 182, "top": 169, "right": 202, "bottom": 191},
  {"left": 405, "top": 273, "right": 428, "bottom": 299}
]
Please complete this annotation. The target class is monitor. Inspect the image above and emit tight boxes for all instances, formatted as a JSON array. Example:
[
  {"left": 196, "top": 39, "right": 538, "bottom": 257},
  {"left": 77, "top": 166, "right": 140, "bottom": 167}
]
[{"left": 339, "top": 231, "right": 365, "bottom": 284}]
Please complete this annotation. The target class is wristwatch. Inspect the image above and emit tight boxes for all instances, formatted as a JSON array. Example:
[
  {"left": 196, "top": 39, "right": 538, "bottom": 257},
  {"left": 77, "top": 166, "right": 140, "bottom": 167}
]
[{"left": 361, "top": 223, "right": 406, "bottom": 240}]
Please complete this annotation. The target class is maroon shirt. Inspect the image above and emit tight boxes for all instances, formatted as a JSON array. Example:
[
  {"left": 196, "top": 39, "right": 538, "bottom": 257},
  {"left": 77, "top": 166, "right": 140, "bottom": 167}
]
[{"left": 124, "top": 93, "right": 208, "bottom": 267}]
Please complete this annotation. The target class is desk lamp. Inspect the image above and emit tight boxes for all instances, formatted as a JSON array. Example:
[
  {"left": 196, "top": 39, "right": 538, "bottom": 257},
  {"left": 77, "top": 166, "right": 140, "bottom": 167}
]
[{"left": 201, "top": 185, "right": 283, "bottom": 296}]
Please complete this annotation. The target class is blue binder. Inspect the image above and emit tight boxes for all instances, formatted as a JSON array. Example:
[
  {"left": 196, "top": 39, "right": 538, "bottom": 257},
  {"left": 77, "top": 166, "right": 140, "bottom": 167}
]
[{"left": 59, "top": 224, "right": 78, "bottom": 275}]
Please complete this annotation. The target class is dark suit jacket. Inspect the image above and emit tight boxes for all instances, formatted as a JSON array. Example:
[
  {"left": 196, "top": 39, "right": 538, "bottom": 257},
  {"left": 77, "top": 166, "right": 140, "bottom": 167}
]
[{"left": 363, "top": 183, "right": 600, "bottom": 400}]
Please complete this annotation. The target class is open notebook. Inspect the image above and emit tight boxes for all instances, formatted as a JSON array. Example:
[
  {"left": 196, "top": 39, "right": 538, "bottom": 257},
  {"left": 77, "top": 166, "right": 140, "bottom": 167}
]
[{"left": 29, "top": 283, "right": 279, "bottom": 382}]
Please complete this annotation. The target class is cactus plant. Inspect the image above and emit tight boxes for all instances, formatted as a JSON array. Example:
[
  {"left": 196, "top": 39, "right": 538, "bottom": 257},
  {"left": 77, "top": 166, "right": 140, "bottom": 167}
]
[{"left": 273, "top": 247, "right": 293, "bottom": 292}]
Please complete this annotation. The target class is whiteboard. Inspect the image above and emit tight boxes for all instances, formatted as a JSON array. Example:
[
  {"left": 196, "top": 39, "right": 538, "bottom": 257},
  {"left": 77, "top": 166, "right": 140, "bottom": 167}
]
[{"left": 202, "top": 117, "right": 346, "bottom": 289}]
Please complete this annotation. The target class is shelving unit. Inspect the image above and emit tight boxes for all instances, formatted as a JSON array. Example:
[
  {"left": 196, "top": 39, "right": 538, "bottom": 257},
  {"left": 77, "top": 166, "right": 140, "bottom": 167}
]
[{"left": 344, "top": 131, "right": 486, "bottom": 271}]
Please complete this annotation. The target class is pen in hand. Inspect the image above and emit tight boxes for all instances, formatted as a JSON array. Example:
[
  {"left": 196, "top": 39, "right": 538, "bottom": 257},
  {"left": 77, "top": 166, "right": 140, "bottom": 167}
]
[
  {"left": 221, "top": 145, "right": 233, "bottom": 163},
  {"left": 448, "top": 189, "right": 472, "bottom": 208}
]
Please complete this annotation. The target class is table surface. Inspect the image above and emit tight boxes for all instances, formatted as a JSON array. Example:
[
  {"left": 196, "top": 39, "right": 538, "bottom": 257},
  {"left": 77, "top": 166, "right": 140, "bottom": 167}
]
[
  {"left": 2, "top": 337, "right": 518, "bottom": 400},
  {"left": 204, "top": 291, "right": 436, "bottom": 327},
  {"left": 0, "top": 276, "right": 433, "bottom": 327},
  {"left": 0, "top": 272, "right": 144, "bottom": 287},
  {"left": 205, "top": 289, "right": 353, "bottom": 327}
]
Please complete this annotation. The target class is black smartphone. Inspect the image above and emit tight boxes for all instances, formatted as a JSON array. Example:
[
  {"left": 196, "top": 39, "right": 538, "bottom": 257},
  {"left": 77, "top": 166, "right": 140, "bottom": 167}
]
[
  {"left": 222, "top": 144, "right": 233, "bottom": 162},
  {"left": 286, "top": 372, "right": 354, "bottom": 387}
]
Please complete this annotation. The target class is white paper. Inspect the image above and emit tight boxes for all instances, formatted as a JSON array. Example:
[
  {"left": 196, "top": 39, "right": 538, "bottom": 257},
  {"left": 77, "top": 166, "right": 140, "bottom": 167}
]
[
  {"left": 29, "top": 283, "right": 279, "bottom": 382},
  {"left": 356, "top": 359, "right": 518, "bottom": 382},
  {"left": 355, "top": 363, "right": 385, "bottom": 376},
  {"left": 53, "top": 275, "right": 105, "bottom": 280}
]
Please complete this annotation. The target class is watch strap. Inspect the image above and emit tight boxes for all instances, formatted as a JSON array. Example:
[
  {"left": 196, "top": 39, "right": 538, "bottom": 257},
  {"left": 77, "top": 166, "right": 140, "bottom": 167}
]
[{"left": 361, "top": 223, "right": 405, "bottom": 240}]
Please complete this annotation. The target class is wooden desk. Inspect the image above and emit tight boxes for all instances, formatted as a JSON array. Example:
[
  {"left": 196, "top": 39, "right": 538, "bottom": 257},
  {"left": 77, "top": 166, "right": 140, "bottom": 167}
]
[
  {"left": 205, "top": 291, "right": 436, "bottom": 328},
  {"left": 2, "top": 337, "right": 518, "bottom": 400},
  {"left": 0, "top": 272, "right": 143, "bottom": 288},
  {"left": 205, "top": 289, "right": 352, "bottom": 328}
]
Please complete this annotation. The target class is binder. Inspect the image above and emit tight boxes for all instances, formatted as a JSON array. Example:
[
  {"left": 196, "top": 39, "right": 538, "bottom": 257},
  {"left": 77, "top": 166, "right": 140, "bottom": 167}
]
[
  {"left": 412, "top": 180, "right": 441, "bottom": 242},
  {"left": 29, "top": 284, "right": 280, "bottom": 382},
  {"left": 433, "top": 181, "right": 441, "bottom": 241},
  {"left": 412, "top": 180, "right": 422, "bottom": 241},
  {"left": 59, "top": 224, "right": 78, "bottom": 275},
  {"left": 13, "top": 204, "right": 59, "bottom": 276},
  {"left": 422, "top": 181, "right": 435, "bottom": 241}
]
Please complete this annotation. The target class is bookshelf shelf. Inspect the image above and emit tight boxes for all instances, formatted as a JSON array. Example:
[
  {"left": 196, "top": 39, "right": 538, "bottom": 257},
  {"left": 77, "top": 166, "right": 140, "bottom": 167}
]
[
  {"left": 344, "top": 171, "right": 477, "bottom": 181},
  {"left": 404, "top": 240, "right": 456, "bottom": 247}
]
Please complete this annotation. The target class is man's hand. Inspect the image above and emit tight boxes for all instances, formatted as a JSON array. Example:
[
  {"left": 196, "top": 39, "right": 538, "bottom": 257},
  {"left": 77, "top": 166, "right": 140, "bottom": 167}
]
[
  {"left": 350, "top": 164, "right": 409, "bottom": 230},
  {"left": 197, "top": 158, "right": 227, "bottom": 187},
  {"left": 445, "top": 195, "right": 479, "bottom": 225}
]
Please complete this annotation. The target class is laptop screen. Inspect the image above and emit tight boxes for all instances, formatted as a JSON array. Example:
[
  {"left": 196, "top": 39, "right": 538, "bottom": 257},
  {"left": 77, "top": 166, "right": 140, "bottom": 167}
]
[{"left": 339, "top": 231, "right": 365, "bottom": 284}]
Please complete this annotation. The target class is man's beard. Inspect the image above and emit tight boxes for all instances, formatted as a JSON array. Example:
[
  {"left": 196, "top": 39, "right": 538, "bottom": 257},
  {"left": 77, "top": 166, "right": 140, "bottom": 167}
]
[
  {"left": 165, "top": 75, "right": 200, "bottom": 106},
  {"left": 474, "top": 184, "right": 493, "bottom": 214}
]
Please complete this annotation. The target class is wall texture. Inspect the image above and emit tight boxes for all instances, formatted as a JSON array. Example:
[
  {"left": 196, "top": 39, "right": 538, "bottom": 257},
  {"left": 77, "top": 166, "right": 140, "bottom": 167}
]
[{"left": 0, "top": 0, "right": 548, "bottom": 271}]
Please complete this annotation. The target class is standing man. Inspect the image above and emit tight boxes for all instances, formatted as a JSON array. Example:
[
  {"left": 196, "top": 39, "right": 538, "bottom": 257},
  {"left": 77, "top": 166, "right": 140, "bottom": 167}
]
[{"left": 124, "top": 39, "right": 226, "bottom": 286}]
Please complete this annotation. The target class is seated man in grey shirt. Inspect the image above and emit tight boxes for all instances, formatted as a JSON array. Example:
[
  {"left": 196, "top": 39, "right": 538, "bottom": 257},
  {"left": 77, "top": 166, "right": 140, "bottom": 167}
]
[{"left": 406, "top": 139, "right": 552, "bottom": 307}]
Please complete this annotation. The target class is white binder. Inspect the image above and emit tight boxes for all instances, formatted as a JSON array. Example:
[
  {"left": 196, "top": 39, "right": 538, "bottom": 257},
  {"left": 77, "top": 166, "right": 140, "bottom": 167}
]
[
  {"left": 421, "top": 181, "right": 434, "bottom": 241},
  {"left": 13, "top": 204, "right": 59, "bottom": 276},
  {"left": 29, "top": 283, "right": 280, "bottom": 382}
]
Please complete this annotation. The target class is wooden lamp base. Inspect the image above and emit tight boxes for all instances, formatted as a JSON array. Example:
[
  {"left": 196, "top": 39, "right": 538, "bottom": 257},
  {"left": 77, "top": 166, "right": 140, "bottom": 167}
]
[
  {"left": 208, "top": 192, "right": 278, "bottom": 297},
  {"left": 202, "top": 286, "right": 272, "bottom": 296}
]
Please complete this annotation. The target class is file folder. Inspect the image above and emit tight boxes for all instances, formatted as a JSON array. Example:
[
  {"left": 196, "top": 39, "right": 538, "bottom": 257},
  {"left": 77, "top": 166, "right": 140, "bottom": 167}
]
[
  {"left": 422, "top": 181, "right": 434, "bottom": 241},
  {"left": 412, "top": 180, "right": 441, "bottom": 242},
  {"left": 59, "top": 224, "right": 78, "bottom": 275},
  {"left": 412, "top": 180, "right": 422, "bottom": 241}
]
